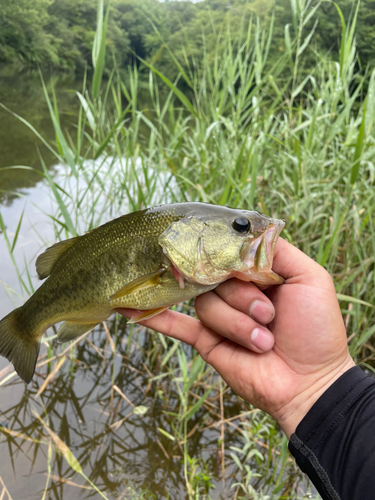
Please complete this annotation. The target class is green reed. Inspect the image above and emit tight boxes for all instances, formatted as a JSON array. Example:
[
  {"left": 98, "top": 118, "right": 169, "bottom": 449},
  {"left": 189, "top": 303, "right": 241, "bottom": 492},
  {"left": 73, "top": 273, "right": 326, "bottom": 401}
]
[{"left": 0, "top": 0, "right": 374, "bottom": 498}]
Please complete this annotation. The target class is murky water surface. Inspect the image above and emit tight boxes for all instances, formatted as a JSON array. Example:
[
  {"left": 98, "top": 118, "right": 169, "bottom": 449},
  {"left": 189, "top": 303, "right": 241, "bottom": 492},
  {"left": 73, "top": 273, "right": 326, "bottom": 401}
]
[
  {"left": 0, "top": 69, "right": 314, "bottom": 499},
  {"left": 0, "top": 67, "right": 80, "bottom": 201}
]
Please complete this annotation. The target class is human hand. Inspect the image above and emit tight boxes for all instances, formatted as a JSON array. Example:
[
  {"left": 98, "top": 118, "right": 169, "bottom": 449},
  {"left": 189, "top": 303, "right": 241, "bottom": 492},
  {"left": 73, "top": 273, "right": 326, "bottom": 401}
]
[{"left": 117, "top": 239, "right": 355, "bottom": 438}]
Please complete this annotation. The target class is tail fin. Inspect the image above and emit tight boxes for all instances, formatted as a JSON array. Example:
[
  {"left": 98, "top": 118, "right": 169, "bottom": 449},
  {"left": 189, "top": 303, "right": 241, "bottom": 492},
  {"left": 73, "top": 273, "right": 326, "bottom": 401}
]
[{"left": 0, "top": 309, "right": 40, "bottom": 384}]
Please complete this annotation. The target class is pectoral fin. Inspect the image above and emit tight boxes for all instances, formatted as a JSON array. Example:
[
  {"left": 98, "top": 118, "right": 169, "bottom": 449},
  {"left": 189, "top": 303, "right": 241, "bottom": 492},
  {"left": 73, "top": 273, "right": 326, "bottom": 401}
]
[
  {"left": 109, "top": 268, "right": 166, "bottom": 302},
  {"left": 127, "top": 307, "right": 169, "bottom": 324},
  {"left": 57, "top": 321, "right": 99, "bottom": 343}
]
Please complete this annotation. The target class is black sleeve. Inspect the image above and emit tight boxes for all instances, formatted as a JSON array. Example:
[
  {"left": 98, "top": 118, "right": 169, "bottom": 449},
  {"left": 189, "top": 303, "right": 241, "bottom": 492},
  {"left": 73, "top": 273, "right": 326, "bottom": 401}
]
[{"left": 288, "top": 366, "right": 375, "bottom": 500}]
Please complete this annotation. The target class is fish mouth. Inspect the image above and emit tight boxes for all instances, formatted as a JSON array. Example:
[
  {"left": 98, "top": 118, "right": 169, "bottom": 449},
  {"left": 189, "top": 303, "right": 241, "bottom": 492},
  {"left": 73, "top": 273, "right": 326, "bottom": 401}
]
[{"left": 238, "top": 219, "right": 285, "bottom": 285}]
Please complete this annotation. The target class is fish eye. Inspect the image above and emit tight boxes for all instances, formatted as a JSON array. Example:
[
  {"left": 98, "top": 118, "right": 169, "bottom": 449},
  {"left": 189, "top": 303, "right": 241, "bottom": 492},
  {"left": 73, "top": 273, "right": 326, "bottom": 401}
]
[{"left": 232, "top": 217, "right": 251, "bottom": 234}]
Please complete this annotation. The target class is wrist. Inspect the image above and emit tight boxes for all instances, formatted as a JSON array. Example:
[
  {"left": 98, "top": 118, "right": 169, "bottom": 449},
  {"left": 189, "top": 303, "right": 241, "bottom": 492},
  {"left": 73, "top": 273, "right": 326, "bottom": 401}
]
[{"left": 276, "top": 357, "right": 356, "bottom": 439}]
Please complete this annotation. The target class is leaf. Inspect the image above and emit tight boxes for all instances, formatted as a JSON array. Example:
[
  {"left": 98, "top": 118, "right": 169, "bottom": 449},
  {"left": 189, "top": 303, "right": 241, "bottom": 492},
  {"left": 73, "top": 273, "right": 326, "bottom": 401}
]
[
  {"left": 365, "top": 69, "right": 375, "bottom": 135},
  {"left": 76, "top": 92, "right": 96, "bottom": 130},
  {"left": 230, "top": 452, "right": 243, "bottom": 471},
  {"left": 297, "top": 19, "right": 318, "bottom": 57},
  {"left": 36, "top": 356, "right": 66, "bottom": 397},
  {"left": 0, "top": 212, "right": 29, "bottom": 293},
  {"left": 186, "top": 355, "right": 205, "bottom": 392},
  {"left": 94, "top": 103, "right": 131, "bottom": 160},
  {"left": 149, "top": 21, "right": 193, "bottom": 89},
  {"left": 39, "top": 156, "right": 76, "bottom": 236},
  {"left": 92, "top": 0, "right": 110, "bottom": 99},
  {"left": 33, "top": 411, "right": 83, "bottom": 473},
  {"left": 161, "top": 339, "right": 180, "bottom": 367},
  {"left": 290, "top": 0, "right": 298, "bottom": 35},
  {"left": 337, "top": 294, "right": 374, "bottom": 309},
  {"left": 0, "top": 103, "right": 62, "bottom": 165},
  {"left": 39, "top": 73, "right": 77, "bottom": 175},
  {"left": 92, "top": 0, "right": 103, "bottom": 66},
  {"left": 137, "top": 54, "right": 198, "bottom": 118},
  {"left": 333, "top": 3, "right": 346, "bottom": 76},
  {"left": 357, "top": 323, "right": 375, "bottom": 347},
  {"left": 318, "top": 196, "right": 344, "bottom": 267},
  {"left": 177, "top": 346, "right": 188, "bottom": 383},
  {"left": 0, "top": 426, "right": 47, "bottom": 445},
  {"left": 350, "top": 100, "right": 366, "bottom": 185},
  {"left": 302, "top": 2, "right": 321, "bottom": 27},
  {"left": 158, "top": 428, "right": 175, "bottom": 441},
  {"left": 249, "top": 147, "right": 258, "bottom": 208},
  {"left": 10, "top": 208, "right": 24, "bottom": 253},
  {"left": 33, "top": 411, "right": 109, "bottom": 499},
  {"left": 272, "top": 481, "right": 286, "bottom": 494},
  {"left": 133, "top": 405, "right": 148, "bottom": 416},
  {"left": 284, "top": 24, "right": 292, "bottom": 61},
  {"left": 181, "top": 385, "right": 214, "bottom": 422}
]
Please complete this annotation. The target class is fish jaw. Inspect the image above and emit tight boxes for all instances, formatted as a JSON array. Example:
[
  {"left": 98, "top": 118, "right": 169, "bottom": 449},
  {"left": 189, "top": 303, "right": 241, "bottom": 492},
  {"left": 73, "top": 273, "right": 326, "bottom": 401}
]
[{"left": 235, "top": 219, "right": 285, "bottom": 285}]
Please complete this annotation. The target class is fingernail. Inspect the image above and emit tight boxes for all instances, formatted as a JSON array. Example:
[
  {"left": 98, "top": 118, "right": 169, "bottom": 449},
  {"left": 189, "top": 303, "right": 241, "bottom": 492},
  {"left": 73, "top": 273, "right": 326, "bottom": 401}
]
[
  {"left": 249, "top": 300, "right": 275, "bottom": 324},
  {"left": 251, "top": 328, "right": 274, "bottom": 351}
]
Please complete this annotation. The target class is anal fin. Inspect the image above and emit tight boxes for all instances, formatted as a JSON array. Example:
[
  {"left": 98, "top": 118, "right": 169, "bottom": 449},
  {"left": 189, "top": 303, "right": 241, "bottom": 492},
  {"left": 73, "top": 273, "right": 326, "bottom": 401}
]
[
  {"left": 127, "top": 307, "right": 169, "bottom": 324},
  {"left": 57, "top": 321, "right": 99, "bottom": 343},
  {"left": 109, "top": 267, "right": 166, "bottom": 302}
]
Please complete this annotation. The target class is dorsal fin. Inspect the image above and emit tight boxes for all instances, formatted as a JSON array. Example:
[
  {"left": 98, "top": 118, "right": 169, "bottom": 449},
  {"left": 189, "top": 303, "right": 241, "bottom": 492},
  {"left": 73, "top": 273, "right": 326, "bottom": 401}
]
[{"left": 36, "top": 237, "right": 80, "bottom": 279}]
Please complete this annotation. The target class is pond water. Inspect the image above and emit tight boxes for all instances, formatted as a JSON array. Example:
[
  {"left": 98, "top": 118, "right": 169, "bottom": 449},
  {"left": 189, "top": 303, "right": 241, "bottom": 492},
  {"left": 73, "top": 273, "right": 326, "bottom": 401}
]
[
  {"left": 0, "top": 69, "right": 315, "bottom": 499},
  {"left": 0, "top": 68, "right": 82, "bottom": 199},
  {"left": 0, "top": 67, "right": 82, "bottom": 315}
]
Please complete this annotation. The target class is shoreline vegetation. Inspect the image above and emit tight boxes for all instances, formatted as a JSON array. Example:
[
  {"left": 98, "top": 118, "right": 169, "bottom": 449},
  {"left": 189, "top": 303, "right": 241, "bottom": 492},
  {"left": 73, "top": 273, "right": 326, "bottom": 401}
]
[
  {"left": 0, "top": 0, "right": 374, "bottom": 498},
  {"left": 0, "top": 0, "right": 374, "bottom": 78}
]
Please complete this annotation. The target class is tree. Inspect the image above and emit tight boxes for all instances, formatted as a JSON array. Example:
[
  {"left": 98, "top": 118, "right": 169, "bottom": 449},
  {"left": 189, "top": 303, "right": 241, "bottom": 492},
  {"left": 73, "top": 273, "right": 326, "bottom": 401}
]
[{"left": 0, "top": 0, "right": 57, "bottom": 65}]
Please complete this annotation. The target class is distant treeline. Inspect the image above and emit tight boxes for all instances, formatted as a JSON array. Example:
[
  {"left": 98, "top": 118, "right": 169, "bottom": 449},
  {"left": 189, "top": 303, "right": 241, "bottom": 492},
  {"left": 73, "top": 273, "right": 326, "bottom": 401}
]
[{"left": 0, "top": 0, "right": 374, "bottom": 76}]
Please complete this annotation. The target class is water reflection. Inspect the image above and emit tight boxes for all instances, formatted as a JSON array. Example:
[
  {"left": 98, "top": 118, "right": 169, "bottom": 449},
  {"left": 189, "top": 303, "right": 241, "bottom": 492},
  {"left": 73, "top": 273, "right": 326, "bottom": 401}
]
[
  {"left": 0, "top": 68, "right": 81, "bottom": 204},
  {"left": 0, "top": 320, "right": 306, "bottom": 499}
]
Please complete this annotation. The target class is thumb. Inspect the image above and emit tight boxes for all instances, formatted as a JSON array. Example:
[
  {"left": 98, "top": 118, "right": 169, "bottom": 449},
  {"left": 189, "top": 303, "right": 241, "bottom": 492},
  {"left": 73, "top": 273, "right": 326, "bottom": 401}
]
[{"left": 271, "top": 238, "right": 327, "bottom": 284}]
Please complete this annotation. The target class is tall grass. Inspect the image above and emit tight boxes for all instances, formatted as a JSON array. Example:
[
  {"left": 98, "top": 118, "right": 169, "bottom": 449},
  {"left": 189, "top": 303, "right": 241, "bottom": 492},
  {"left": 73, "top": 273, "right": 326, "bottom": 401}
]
[{"left": 0, "top": 0, "right": 374, "bottom": 498}]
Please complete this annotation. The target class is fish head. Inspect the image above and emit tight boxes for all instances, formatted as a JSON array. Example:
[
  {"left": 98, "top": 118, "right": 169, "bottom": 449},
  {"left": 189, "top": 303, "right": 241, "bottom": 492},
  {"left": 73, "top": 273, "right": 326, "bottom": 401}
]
[{"left": 158, "top": 204, "right": 285, "bottom": 286}]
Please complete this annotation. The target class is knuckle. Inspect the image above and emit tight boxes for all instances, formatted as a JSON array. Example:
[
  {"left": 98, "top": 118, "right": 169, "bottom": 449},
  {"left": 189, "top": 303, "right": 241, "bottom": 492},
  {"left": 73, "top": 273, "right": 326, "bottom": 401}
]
[
  {"left": 193, "top": 326, "right": 212, "bottom": 362},
  {"left": 195, "top": 292, "right": 214, "bottom": 318},
  {"left": 313, "top": 266, "right": 335, "bottom": 288},
  {"left": 166, "top": 313, "right": 176, "bottom": 337},
  {"left": 321, "top": 267, "right": 333, "bottom": 282},
  {"left": 199, "top": 347, "right": 209, "bottom": 363}
]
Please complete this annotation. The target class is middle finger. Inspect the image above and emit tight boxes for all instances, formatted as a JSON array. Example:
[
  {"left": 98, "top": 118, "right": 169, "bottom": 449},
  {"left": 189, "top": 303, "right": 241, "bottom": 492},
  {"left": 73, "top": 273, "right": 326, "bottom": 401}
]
[
  {"left": 214, "top": 278, "right": 275, "bottom": 325},
  {"left": 195, "top": 290, "right": 274, "bottom": 353}
]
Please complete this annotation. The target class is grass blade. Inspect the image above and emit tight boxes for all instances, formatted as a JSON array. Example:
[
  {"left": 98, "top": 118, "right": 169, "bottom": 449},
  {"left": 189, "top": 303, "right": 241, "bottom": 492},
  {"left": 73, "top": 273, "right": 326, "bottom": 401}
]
[
  {"left": 92, "top": 0, "right": 110, "bottom": 99},
  {"left": 350, "top": 100, "right": 366, "bottom": 185},
  {"left": 137, "top": 55, "right": 198, "bottom": 118}
]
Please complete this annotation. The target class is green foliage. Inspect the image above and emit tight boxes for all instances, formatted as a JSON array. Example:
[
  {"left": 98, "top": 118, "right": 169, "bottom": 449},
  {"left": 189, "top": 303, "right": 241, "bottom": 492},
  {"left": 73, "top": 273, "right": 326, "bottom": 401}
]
[
  {"left": 0, "top": 0, "right": 56, "bottom": 65},
  {"left": 46, "top": 0, "right": 98, "bottom": 70},
  {"left": 1, "top": 0, "right": 375, "bottom": 77}
]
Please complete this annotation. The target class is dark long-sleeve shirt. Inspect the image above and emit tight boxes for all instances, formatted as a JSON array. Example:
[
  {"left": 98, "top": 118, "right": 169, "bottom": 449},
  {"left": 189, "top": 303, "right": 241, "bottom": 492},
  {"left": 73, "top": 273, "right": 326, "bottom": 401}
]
[{"left": 288, "top": 366, "right": 375, "bottom": 500}]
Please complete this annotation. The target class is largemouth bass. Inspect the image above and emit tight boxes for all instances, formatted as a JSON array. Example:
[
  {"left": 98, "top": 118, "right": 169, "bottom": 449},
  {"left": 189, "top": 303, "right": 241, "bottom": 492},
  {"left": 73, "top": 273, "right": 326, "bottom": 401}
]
[{"left": 0, "top": 202, "right": 285, "bottom": 383}]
